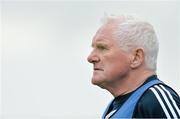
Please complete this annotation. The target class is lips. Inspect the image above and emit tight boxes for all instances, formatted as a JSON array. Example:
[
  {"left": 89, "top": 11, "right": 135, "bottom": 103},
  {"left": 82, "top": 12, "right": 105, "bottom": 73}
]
[{"left": 94, "top": 67, "right": 103, "bottom": 71}]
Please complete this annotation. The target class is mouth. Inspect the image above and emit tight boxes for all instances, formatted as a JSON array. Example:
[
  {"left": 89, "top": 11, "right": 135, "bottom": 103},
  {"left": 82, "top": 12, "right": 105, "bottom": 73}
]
[{"left": 94, "top": 68, "right": 104, "bottom": 71}]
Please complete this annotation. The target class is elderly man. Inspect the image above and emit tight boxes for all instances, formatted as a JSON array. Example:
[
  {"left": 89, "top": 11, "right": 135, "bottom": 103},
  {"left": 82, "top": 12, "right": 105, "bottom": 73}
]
[{"left": 87, "top": 15, "right": 180, "bottom": 118}]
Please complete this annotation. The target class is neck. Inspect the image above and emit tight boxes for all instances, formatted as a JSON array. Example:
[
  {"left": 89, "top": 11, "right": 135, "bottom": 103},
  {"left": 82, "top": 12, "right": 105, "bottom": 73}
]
[{"left": 106, "top": 69, "right": 156, "bottom": 97}]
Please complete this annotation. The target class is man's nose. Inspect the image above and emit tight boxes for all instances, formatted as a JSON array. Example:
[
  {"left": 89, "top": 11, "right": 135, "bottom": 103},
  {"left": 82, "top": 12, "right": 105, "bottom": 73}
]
[{"left": 87, "top": 51, "right": 100, "bottom": 63}]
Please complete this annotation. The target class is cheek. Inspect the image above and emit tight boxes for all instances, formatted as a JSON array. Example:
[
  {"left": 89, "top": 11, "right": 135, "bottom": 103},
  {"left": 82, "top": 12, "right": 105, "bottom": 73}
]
[
  {"left": 108, "top": 62, "right": 130, "bottom": 75},
  {"left": 104, "top": 54, "right": 131, "bottom": 78}
]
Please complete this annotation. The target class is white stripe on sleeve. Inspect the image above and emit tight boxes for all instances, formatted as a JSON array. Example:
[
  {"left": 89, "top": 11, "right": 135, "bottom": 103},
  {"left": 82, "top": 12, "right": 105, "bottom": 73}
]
[
  {"left": 150, "top": 87, "right": 171, "bottom": 118},
  {"left": 159, "top": 85, "right": 180, "bottom": 117},
  {"left": 154, "top": 85, "right": 177, "bottom": 118}
]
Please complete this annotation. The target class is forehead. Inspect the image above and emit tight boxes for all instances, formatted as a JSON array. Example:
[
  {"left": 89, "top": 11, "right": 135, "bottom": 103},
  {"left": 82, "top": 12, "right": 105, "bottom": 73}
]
[{"left": 92, "top": 22, "right": 117, "bottom": 45}]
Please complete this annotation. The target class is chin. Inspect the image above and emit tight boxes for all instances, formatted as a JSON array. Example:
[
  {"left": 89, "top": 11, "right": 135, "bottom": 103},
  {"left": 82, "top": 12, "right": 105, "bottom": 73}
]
[{"left": 91, "top": 78, "right": 106, "bottom": 89}]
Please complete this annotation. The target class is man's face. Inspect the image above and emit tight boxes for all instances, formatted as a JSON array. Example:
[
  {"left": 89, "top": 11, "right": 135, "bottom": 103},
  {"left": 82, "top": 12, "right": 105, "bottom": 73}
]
[{"left": 87, "top": 22, "right": 132, "bottom": 88}]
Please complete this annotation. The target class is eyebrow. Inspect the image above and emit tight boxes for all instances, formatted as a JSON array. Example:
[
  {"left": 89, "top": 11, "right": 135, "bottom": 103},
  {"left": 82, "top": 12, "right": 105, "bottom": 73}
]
[
  {"left": 91, "top": 38, "right": 109, "bottom": 47},
  {"left": 91, "top": 42, "right": 108, "bottom": 48}
]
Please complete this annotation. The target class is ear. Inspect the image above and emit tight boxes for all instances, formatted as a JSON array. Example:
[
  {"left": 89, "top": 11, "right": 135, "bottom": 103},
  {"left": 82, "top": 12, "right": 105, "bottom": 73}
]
[{"left": 130, "top": 48, "right": 145, "bottom": 69}]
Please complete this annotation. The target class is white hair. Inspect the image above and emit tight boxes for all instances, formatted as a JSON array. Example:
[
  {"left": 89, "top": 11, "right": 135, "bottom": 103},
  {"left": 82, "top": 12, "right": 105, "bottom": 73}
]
[{"left": 102, "top": 15, "right": 159, "bottom": 71}]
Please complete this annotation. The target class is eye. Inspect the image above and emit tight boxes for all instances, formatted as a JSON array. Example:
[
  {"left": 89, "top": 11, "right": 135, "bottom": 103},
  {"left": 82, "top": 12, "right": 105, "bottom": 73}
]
[{"left": 97, "top": 44, "right": 108, "bottom": 50}]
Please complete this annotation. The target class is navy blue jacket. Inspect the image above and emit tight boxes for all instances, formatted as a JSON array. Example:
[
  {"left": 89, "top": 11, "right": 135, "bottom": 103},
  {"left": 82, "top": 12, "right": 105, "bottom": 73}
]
[{"left": 103, "top": 75, "right": 180, "bottom": 118}]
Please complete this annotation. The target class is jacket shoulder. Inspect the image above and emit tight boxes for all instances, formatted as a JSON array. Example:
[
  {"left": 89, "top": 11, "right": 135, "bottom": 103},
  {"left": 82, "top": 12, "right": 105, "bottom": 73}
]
[{"left": 133, "top": 84, "right": 180, "bottom": 118}]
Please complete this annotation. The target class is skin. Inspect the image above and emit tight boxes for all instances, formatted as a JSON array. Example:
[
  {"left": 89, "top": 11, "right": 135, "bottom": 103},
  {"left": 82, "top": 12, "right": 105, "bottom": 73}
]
[{"left": 87, "top": 20, "right": 155, "bottom": 97}]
